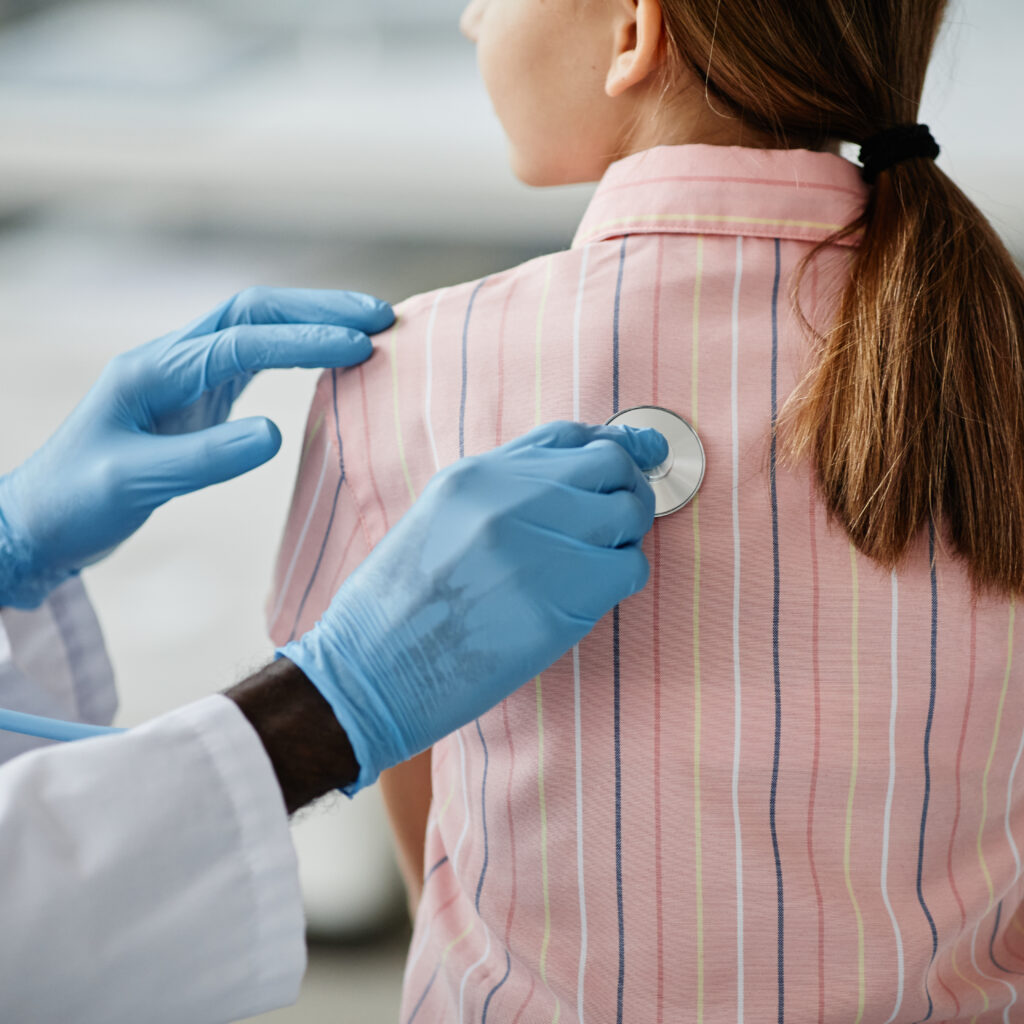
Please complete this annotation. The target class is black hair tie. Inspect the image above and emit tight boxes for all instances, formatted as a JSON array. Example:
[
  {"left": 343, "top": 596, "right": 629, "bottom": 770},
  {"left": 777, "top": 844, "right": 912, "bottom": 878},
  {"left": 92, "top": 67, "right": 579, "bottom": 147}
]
[{"left": 859, "top": 124, "right": 940, "bottom": 184}]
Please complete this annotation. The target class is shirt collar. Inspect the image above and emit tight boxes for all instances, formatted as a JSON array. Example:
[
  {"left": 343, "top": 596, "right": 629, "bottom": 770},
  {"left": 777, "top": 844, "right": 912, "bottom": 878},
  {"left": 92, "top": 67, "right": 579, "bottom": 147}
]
[{"left": 572, "top": 144, "right": 868, "bottom": 249}]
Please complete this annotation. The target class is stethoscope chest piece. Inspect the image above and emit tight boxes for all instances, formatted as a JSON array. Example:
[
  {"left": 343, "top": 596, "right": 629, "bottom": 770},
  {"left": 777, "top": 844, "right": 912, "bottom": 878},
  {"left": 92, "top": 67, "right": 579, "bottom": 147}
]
[{"left": 605, "top": 406, "right": 706, "bottom": 517}]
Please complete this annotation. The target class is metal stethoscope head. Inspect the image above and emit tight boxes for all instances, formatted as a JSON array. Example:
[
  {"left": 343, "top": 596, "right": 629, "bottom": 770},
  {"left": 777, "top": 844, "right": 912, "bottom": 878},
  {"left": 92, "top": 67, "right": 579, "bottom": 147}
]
[{"left": 605, "top": 406, "right": 705, "bottom": 517}]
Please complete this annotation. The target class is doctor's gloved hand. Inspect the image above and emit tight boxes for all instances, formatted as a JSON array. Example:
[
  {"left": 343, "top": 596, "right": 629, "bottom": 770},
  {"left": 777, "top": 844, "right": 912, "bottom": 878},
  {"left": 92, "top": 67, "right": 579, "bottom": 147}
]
[
  {"left": 279, "top": 420, "right": 668, "bottom": 794},
  {"left": 0, "top": 287, "right": 394, "bottom": 609}
]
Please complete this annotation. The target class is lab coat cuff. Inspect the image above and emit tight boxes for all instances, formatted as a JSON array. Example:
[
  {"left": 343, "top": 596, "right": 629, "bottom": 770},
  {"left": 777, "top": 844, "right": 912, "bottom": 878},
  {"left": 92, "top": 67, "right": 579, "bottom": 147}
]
[{"left": 185, "top": 694, "right": 308, "bottom": 1013}]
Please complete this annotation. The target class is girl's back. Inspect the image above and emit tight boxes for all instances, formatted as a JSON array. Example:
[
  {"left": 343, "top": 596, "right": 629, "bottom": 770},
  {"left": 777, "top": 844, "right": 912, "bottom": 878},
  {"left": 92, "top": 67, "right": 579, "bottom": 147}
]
[
  {"left": 273, "top": 0, "right": 1024, "bottom": 1018},
  {"left": 269, "top": 144, "right": 1024, "bottom": 1022}
]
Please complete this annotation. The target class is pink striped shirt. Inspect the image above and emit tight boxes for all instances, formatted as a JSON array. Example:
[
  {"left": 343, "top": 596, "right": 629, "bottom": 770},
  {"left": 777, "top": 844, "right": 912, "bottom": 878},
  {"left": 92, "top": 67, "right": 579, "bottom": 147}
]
[{"left": 268, "top": 145, "right": 1024, "bottom": 1023}]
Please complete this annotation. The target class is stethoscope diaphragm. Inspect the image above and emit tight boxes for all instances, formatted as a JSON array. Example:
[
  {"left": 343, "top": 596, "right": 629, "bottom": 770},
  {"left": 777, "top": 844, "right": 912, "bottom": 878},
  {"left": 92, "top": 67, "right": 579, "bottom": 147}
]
[{"left": 605, "top": 406, "right": 705, "bottom": 517}]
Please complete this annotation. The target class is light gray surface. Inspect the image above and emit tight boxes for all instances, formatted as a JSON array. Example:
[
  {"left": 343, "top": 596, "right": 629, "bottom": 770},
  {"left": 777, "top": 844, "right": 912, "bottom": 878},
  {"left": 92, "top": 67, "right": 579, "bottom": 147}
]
[{"left": 249, "top": 937, "right": 408, "bottom": 1024}]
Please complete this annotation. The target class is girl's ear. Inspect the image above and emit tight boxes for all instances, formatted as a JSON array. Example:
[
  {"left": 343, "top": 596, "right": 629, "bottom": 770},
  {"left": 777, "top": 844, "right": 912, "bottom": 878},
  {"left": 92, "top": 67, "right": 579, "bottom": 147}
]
[{"left": 605, "top": 0, "right": 666, "bottom": 98}]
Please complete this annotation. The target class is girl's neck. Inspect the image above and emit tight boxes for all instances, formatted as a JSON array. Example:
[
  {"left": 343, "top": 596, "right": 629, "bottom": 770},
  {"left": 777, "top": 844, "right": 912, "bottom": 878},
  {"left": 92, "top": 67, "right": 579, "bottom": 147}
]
[{"left": 615, "top": 75, "right": 841, "bottom": 162}]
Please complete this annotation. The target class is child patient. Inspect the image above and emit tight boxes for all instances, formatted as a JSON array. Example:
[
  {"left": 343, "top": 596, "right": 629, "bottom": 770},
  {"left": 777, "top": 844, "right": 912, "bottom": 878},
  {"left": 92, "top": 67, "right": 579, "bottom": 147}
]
[{"left": 270, "top": 0, "right": 1024, "bottom": 1020}]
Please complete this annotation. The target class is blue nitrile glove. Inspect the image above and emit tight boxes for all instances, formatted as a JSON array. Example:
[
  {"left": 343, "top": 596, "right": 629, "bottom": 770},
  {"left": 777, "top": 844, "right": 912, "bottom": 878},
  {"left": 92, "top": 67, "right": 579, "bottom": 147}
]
[
  {"left": 0, "top": 287, "right": 394, "bottom": 609},
  {"left": 279, "top": 420, "right": 669, "bottom": 794}
]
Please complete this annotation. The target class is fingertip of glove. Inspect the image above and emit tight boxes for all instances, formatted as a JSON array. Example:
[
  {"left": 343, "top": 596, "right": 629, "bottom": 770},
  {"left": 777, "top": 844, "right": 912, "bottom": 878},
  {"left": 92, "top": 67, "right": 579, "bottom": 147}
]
[
  {"left": 629, "top": 427, "right": 669, "bottom": 470},
  {"left": 239, "top": 417, "right": 282, "bottom": 462},
  {"left": 337, "top": 329, "right": 375, "bottom": 366},
  {"left": 354, "top": 294, "right": 396, "bottom": 333}
]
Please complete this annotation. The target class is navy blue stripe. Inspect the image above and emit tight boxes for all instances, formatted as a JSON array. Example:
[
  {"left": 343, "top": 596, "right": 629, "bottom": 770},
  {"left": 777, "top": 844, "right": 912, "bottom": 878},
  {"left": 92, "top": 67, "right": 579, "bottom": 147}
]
[
  {"left": 614, "top": 605, "right": 625, "bottom": 1024},
  {"left": 613, "top": 235, "right": 627, "bottom": 1024},
  {"left": 769, "top": 237, "right": 785, "bottom": 1024},
  {"left": 913, "top": 521, "right": 940, "bottom": 1023},
  {"left": 612, "top": 236, "right": 628, "bottom": 415},
  {"left": 288, "top": 369, "right": 346, "bottom": 641},
  {"left": 474, "top": 718, "right": 491, "bottom": 911},
  {"left": 423, "top": 854, "right": 449, "bottom": 889},
  {"left": 405, "top": 964, "right": 440, "bottom": 1024},
  {"left": 481, "top": 950, "right": 512, "bottom": 1024},
  {"left": 460, "top": 280, "right": 487, "bottom": 459},
  {"left": 989, "top": 900, "right": 1024, "bottom": 975}
]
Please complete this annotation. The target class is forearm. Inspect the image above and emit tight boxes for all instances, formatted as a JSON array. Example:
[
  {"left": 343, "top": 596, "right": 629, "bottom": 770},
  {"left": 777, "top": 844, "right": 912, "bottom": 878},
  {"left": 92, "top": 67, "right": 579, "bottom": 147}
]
[
  {"left": 379, "top": 750, "right": 434, "bottom": 918},
  {"left": 226, "top": 658, "right": 359, "bottom": 815}
]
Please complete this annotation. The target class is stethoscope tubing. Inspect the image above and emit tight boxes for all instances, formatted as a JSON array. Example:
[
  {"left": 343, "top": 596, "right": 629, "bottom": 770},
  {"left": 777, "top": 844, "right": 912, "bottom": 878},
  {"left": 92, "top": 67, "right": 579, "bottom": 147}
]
[{"left": 0, "top": 708, "right": 125, "bottom": 743}]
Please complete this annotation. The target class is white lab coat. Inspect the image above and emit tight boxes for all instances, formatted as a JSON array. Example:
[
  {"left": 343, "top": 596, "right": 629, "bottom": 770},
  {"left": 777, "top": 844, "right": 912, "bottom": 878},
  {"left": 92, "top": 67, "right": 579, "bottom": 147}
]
[{"left": 0, "top": 579, "right": 306, "bottom": 1024}]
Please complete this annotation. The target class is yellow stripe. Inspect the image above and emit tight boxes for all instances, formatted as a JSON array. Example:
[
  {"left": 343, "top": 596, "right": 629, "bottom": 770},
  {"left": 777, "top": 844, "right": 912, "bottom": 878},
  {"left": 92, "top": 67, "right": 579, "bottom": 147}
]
[
  {"left": 845, "top": 545, "right": 866, "bottom": 1024},
  {"left": 534, "top": 262, "right": 560, "bottom": 1021},
  {"left": 435, "top": 777, "right": 457, "bottom": 825},
  {"left": 584, "top": 212, "right": 845, "bottom": 240},
  {"left": 536, "top": 258, "right": 553, "bottom": 427},
  {"left": 969, "top": 601, "right": 1015, "bottom": 1023},
  {"left": 441, "top": 919, "right": 476, "bottom": 962},
  {"left": 951, "top": 942, "right": 988, "bottom": 1009},
  {"left": 692, "top": 236, "right": 704, "bottom": 1023},
  {"left": 977, "top": 601, "right": 1016, "bottom": 905},
  {"left": 299, "top": 410, "right": 325, "bottom": 469},
  {"left": 390, "top": 330, "right": 416, "bottom": 505},
  {"left": 537, "top": 675, "right": 554, "bottom": 981}
]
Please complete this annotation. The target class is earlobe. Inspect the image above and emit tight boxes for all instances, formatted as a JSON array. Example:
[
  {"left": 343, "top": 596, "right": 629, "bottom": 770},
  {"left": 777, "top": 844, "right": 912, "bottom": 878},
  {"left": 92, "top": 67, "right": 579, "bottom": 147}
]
[{"left": 605, "top": 0, "right": 665, "bottom": 98}]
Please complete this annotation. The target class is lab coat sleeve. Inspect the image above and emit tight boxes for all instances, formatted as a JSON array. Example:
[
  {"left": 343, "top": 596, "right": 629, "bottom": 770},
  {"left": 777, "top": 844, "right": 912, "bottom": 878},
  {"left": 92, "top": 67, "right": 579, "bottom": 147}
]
[
  {"left": 0, "top": 577, "right": 117, "bottom": 764},
  {"left": 0, "top": 693, "right": 307, "bottom": 1024}
]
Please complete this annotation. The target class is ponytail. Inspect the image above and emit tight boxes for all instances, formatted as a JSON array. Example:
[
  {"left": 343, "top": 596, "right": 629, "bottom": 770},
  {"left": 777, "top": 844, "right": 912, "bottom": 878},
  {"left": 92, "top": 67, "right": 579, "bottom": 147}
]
[
  {"left": 657, "top": 0, "right": 1024, "bottom": 596},
  {"left": 784, "top": 157, "right": 1024, "bottom": 596}
]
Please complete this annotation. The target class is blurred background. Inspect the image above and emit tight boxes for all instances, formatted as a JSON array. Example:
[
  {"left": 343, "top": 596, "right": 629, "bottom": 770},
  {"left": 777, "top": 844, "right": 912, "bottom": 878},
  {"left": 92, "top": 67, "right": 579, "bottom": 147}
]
[{"left": 0, "top": 1, "right": 1020, "bottom": 1020}]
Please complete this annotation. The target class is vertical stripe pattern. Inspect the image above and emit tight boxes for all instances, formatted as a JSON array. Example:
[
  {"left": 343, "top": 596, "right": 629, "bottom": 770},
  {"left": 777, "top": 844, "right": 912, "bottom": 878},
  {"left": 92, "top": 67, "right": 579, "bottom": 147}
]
[
  {"left": 691, "top": 235, "right": 705, "bottom": 1023},
  {"left": 612, "top": 235, "right": 628, "bottom": 1024},
  {"left": 730, "top": 235, "right": 745, "bottom": 1024},
  {"left": 265, "top": 146, "right": 1024, "bottom": 1024},
  {"left": 769, "top": 237, "right": 785, "bottom": 1024}
]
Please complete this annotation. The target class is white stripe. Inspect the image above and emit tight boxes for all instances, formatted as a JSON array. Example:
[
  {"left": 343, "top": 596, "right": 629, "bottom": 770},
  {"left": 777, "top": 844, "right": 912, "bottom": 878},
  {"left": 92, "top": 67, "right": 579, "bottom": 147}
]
[
  {"left": 425, "top": 290, "right": 445, "bottom": 473},
  {"left": 1003, "top": 978, "right": 1020, "bottom": 1024},
  {"left": 458, "top": 924, "right": 492, "bottom": 1024},
  {"left": 573, "top": 645, "right": 588, "bottom": 1019},
  {"left": 999, "top": 726, "right": 1024, "bottom": 1023},
  {"left": 407, "top": 294, "right": 448, "bottom": 996},
  {"left": 452, "top": 728, "right": 472, "bottom": 872},
  {"left": 881, "top": 572, "right": 905, "bottom": 1024},
  {"left": 572, "top": 242, "right": 590, "bottom": 1020},
  {"left": 970, "top": 916, "right": 1017, "bottom": 1015},
  {"left": 267, "top": 443, "right": 331, "bottom": 630},
  {"left": 730, "top": 234, "right": 745, "bottom": 1023},
  {"left": 405, "top": 918, "right": 433, "bottom": 981},
  {"left": 572, "top": 245, "right": 589, "bottom": 423},
  {"left": 1004, "top": 726, "right": 1024, "bottom": 882}
]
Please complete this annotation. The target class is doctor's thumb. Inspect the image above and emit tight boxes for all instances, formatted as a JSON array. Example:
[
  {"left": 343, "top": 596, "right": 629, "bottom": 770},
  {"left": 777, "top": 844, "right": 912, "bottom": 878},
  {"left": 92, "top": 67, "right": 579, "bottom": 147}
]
[
  {"left": 608, "top": 425, "right": 669, "bottom": 473},
  {"left": 158, "top": 417, "right": 283, "bottom": 497}
]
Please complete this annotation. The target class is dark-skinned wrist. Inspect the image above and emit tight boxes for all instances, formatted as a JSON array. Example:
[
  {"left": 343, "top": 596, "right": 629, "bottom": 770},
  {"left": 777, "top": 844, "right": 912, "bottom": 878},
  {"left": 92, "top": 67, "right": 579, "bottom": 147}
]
[{"left": 226, "top": 657, "right": 359, "bottom": 815}]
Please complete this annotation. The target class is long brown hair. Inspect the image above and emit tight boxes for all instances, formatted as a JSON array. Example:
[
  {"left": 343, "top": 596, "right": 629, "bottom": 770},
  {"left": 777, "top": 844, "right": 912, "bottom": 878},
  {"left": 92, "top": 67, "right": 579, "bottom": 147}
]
[{"left": 659, "top": 0, "right": 1024, "bottom": 596}]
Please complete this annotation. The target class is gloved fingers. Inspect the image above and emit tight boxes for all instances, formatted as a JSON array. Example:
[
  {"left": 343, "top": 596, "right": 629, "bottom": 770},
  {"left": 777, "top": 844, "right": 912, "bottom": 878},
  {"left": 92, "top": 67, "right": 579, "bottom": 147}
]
[
  {"left": 549, "top": 437, "right": 658, "bottom": 503},
  {"left": 554, "top": 539, "right": 652, "bottom": 621},
  {"left": 520, "top": 483, "right": 654, "bottom": 547},
  {"left": 577, "top": 490, "right": 656, "bottom": 548},
  {"left": 214, "top": 287, "right": 395, "bottom": 334},
  {"left": 505, "top": 420, "right": 668, "bottom": 471},
  {"left": 145, "top": 417, "right": 283, "bottom": 498},
  {"left": 148, "top": 324, "right": 376, "bottom": 417}
]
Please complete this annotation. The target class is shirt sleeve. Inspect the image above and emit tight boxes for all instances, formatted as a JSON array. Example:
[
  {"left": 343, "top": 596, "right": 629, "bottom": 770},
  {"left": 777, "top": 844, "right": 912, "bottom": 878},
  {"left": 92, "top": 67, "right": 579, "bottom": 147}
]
[
  {"left": 0, "top": 693, "right": 306, "bottom": 1024},
  {"left": 0, "top": 577, "right": 117, "bottom": 764}
]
